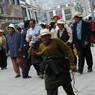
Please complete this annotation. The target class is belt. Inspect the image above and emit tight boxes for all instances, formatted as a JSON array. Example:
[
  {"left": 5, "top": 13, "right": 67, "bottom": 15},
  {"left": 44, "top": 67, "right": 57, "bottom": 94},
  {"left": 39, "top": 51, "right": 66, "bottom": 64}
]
[{"left": 45, "top": 56, "right": 65, "bottom": 60}]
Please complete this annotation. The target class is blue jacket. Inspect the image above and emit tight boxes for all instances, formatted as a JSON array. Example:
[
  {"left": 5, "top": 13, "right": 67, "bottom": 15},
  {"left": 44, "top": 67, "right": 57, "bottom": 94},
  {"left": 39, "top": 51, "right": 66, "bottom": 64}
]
[{"left": 6, "top": 32, "right": 23, "bottom": 58}]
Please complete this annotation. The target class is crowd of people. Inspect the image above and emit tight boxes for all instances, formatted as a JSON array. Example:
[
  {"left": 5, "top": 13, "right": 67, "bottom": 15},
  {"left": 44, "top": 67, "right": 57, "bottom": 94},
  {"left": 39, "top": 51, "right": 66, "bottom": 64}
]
[{"left": 0, "top": 12, "right": 95, "bottom": 95}]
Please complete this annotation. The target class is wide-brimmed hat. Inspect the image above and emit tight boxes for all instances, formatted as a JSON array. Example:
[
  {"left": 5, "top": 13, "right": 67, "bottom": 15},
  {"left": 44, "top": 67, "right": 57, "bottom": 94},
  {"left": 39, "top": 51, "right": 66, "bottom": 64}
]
[
  {"left": 38, "top": 29, "right": 51, "bottom": 38},
  {"left": 73, "top": 12, "right": 82, "bottom": 18},
  {"left": 0, "top": 29, "right": 4, "bottom": 33},
  {"left": 57, "top": 19, "right": 66, "bottom": 25},
  {"left": 40, "top": 22, "right": 47, "bottom": 25},
  {"left": 7, "top": 24, "right": 16, "bottom": 31}
]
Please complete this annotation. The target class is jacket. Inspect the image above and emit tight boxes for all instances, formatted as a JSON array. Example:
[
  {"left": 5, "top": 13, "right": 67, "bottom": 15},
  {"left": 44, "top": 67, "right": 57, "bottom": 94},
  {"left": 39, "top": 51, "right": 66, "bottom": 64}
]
[
  {"left": 6, "top": 32, "right": 23, "bottom": 58},
  {"left": 73, "top": 20, "right": 90, "bottom": 49},
  {"left": 57, "top": 28, "right": 69, "bottom": 42},
  {"left": 36, "top": 38, "right": 74, "bottom": 89}
]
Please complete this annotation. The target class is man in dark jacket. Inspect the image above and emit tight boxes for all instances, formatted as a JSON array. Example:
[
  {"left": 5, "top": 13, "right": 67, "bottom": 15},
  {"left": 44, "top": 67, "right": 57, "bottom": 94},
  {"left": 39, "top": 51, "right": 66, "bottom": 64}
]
[{"left": 72, "top": 13, "right": 93, "bottom": 74}]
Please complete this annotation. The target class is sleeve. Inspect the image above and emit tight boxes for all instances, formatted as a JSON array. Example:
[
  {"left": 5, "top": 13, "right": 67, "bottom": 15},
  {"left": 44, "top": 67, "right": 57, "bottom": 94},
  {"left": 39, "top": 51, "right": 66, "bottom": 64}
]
[
  {"left": 26, "top": 30, "right": 29, "bottom": 42},
  {"left": 85, "top": 22, "right": 91, "bottom": 42},
  {"left": 2, "top": 36, "right": 6, "bottom": 49},
  {"left": 19, "top": 33, "right": 23, "bottom": 49},
  {"left": 64, "top": 29, "right": 70, "bottom": 42},
  {"left": 36, "top": 44, "right": 44, "bottom": 56},
  {"left": 55, "top": 38, "right": 75, "bottom": 66},
  {"left": 72, "top": 23, "right": 76, "bottom": 44},
  {"left": 5, "top": 36, "right": 9, "bottom": 53}
]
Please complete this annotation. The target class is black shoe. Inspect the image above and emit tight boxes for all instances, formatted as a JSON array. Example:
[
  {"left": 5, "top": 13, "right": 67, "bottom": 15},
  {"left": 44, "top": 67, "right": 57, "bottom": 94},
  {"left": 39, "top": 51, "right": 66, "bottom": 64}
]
[
  {"left": 88, "top": 69, "right": 92, "bottom": 72},
  {"left": 23, "top": 76, "right": 32, "bottom": 79},
  {"left": 78, "top": 70, "right": 83, "bottom": 74},
  {"left": 15, "top": 75, "right": 21, "bottom": 78},
  {"left": 39, "top": 74, "right": 44, "bottom": 79},
  {"left": 79, "top": 71, "right": 83, "bottom": 74},
  {"left": 1, "top": 67, "right": 7, "bottom": 70}
]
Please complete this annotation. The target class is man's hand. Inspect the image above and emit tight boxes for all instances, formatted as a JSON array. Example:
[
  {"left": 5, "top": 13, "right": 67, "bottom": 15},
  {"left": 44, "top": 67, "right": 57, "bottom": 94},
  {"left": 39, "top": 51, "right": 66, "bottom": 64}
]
[
  {"left": 18, "top": 48, "right": 22, "bottom": 52},
  {"left": 6, "top": 53, "right": 10, "bottom": 56},
  {"left": 84, "top": 41, "right": 89, "bottom": 46},
  {"left": 28, "top": 48, "right": 38, "bottom": 54},
  {"left": 28, "top": 35, "right": 32, "bottom": 40},
  {"left": 70, "top": 65, "right": 76, "bottom": 71}
]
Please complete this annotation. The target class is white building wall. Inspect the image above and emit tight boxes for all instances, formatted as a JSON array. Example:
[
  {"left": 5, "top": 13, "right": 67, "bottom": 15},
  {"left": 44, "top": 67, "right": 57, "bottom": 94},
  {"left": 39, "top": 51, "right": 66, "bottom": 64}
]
[
  {"left": 62, "top": 9, "right": 65, "bottom": 20},
  {"left": 53, "top": 10, "right": 56, "bottom": 16},
  {"left": 26, "top": 8, "right": 30, "bottom": 20}
]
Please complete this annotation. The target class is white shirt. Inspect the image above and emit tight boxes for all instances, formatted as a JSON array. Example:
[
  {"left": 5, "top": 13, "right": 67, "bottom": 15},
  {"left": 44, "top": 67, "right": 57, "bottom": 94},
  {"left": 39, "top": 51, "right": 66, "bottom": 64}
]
[
  {"left": 26, "top": 26, "right": 40, "bottom": 42},
  {"left": 51, "top": 28, "right": 58, "bottom": 38}
]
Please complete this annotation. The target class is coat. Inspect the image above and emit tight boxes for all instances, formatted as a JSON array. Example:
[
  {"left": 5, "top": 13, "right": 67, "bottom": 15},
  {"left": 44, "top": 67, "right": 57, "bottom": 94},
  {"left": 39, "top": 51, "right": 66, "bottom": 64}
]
[
  {"left": 6, "top": 32, "right": 23, "bottom": 58},
  {"left": 36, "top": 38, "right": 74, "bottom": 89},
  {"left": 72, "top": 20, "right": 90, "bottom": 50}
]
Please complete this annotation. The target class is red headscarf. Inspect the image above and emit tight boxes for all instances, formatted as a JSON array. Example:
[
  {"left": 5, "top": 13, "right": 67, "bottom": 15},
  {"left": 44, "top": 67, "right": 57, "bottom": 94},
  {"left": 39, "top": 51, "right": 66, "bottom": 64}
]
[{"left": 53, "top": 15, "right": 61, "bottom": 20}]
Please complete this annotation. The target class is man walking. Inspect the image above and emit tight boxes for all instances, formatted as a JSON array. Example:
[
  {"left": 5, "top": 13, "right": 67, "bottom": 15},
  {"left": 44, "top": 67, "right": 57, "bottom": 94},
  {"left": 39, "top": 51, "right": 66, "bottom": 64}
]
[{"left": 72, "top": 13, "right": 93, "bottom": 74}]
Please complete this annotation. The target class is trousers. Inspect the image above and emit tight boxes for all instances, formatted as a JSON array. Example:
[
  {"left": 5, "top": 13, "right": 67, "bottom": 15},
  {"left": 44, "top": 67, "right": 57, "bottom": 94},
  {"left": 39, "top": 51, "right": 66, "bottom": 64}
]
[
  {"left": 47, "top": 82, "right": 75, "bottom": 95},
  {"left": 78, "top": 46, "right": 93, "bottom": 73}
]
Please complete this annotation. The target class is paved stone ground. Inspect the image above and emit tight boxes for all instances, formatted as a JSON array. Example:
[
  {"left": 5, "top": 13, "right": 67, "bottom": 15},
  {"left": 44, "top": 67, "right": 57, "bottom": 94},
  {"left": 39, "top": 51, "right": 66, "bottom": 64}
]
[{"left": 0, "top": 47, "right": 95, "bottom": 95}]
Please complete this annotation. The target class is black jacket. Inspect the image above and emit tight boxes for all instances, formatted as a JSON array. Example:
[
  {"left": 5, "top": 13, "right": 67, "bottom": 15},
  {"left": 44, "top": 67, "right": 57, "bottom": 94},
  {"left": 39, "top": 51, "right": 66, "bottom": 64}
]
[
  {"left": 57, "top": 28, "right": 69, "bottom": 42},
  {"left": 72, "top": 20, "right": 90, "bottom": 49}
]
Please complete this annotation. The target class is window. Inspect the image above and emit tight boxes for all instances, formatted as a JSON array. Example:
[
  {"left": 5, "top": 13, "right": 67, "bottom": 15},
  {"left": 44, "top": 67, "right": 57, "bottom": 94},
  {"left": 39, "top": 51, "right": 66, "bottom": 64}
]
[
  {"left": 5, "top": 0, "right": 9, "bottom": 3},
  {"left": 64, "top": 9, "right": 71, "bottom": 14},
  {"left": 0, "top": 8, "right": 2, "bottom": 14},
  {"left": 0, "top": 7, "right": 3, "bottom": 14},
  {"left": 15, "top": 0, "right": 20, "bottom": 5},
  {"left": 56, "top": 10, "right": 62, "bottom": 18},
  {"left": 11, "top": 0, "right": 15, "bottom": 4},
  {"left": 0, "top": 0, "right": 3, "bottom": 3},
  {"left": 22, "top": 8, "right": 27, "bottom": 17},
  {"left": 65, "top": 15, "right": 72, "bottom": 20},
  {"left": 49, "top": 11, "right": 53, "bottom": 19}
]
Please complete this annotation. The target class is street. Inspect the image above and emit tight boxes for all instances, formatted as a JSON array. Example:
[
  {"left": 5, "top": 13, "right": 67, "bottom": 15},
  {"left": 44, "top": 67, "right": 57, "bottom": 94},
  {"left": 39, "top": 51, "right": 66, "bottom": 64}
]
[{"left": 0, "top": 47, "right": 95, "bottom": 95}]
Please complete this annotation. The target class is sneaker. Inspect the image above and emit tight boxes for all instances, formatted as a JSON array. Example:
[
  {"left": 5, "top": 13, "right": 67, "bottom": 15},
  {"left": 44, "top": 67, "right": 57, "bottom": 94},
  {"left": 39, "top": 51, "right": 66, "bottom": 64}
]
[
  {"left": 15, "top": 75, "right": 21, "bottom": 78},
  {"left": 78, "top": 70, "right": 83, "bottom": 74}
]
